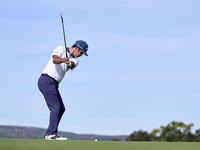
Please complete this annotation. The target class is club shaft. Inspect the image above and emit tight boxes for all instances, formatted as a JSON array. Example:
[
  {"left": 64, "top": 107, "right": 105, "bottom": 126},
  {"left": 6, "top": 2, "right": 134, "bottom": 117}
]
[{"left": 61, "top": 13, "right": 68, "bottom": 58}]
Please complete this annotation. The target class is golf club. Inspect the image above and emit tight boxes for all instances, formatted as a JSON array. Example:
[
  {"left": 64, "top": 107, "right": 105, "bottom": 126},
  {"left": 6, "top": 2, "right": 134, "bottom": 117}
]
[{"left": 60, "top": 12, "right": 68, "bottom": 58}]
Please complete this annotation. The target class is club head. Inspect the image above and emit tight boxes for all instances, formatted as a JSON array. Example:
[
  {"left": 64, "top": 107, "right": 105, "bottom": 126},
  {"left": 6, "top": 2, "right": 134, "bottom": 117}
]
[{"left": 60, "top": 12, "right": 63, "bottom": 18}]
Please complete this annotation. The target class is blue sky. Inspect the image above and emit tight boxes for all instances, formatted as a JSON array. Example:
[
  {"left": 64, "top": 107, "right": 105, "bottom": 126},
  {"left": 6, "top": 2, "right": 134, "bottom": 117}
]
[{"left": 0, "top": 0, "right": 200, "bottom": 136}]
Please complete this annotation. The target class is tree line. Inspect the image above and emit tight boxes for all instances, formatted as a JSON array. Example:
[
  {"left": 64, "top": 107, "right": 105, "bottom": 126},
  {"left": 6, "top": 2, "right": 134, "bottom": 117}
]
[{"left": 126, "top": 121, "right": 200, "bottom": 142}]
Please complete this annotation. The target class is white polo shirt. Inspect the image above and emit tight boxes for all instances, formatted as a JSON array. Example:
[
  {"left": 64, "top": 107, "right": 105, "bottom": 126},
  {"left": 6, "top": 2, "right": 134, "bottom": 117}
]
[{"left": 42, "top": 46, "right": 78, "bottom": 83}]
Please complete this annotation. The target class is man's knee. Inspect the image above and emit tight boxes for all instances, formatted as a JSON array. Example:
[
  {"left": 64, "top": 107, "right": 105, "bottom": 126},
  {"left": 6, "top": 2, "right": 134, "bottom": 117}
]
[{"left": 52, "top": 104, "right": 65, "bottom": 113}]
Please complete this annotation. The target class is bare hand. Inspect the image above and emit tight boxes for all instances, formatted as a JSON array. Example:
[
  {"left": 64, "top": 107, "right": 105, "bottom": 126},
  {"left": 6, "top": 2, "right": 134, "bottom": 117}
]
[{"left": 62, "top": 57, "right": 69, "bottom": 63}]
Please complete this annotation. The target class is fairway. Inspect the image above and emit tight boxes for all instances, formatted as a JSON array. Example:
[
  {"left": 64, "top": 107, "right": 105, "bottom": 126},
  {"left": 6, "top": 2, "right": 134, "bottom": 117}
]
[{"left": 0, "top": 139, "right": 200, "bottom": 150}]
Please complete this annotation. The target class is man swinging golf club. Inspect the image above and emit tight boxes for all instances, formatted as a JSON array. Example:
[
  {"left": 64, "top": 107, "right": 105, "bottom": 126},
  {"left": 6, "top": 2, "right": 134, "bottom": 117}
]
[
  {"left": 38, "top": 13, "right": 89, "bottom": 140},
  {"left": 38, "top": 40, "right": 88, "bottom": 140}
]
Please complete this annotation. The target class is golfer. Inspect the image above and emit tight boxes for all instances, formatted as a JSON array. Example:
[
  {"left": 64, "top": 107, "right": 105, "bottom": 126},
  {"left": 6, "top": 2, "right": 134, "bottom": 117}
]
[{"left": 38, "top": 40, "right": 88, "bottom": 140}]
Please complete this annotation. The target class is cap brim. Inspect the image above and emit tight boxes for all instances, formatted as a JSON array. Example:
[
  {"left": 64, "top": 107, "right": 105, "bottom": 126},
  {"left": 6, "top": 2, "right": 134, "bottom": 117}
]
[{"left": 82, "top": 50, "right": 88, "bottom": 56}]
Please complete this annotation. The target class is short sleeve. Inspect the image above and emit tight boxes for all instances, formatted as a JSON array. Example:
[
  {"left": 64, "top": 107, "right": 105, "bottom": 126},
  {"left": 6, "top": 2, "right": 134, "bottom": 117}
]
[{"left": 52, "top": 46, "right": 63, "bottom": 57}]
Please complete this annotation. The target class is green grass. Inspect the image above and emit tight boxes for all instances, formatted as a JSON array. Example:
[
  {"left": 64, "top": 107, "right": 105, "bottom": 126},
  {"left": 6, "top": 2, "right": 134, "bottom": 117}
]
[{"left": 0, "top": 139, "right": 200, "bottom": 150}]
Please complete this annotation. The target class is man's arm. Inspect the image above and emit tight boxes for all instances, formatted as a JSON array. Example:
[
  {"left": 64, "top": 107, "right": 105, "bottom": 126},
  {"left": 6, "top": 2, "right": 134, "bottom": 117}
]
[
  {"left": 53, "top": 55, "right": 75, "bottom": 70},
  {"left": 53, "top": 55, "right": 69, "bottom": 64}
]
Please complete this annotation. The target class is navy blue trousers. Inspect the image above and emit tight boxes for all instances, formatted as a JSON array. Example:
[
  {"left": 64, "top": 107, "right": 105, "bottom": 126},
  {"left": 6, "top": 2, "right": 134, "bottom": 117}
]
[{"left": 38, "top": 74, "right": 65, "bottom": 135}]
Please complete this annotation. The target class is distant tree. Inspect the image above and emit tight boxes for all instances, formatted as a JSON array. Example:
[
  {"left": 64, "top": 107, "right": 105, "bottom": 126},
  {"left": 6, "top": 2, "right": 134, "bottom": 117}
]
[
  {"left": 195, "top": 129, "right": 200, "bottom": 142},
  {"left": 150, "top": 129, "right": 160, "bottom": 141},
  {"left": 154, "top": 121, "right": 194, "bottom": 142},
  {"left": 127, "top": 121, "right": 198, "bottom": 142},
  {"left": 182, "top": 132, "right": 196, "bottom": 142},
  {"left": 184, "top": 123, "right": 194, "bottom": 134},
  {"left": 112, "top": 138, "right": 120, "bottom": 141},
  {"left": 195, "top": 129, "right": 200, "bottom": 136},
  {"left": 126, "top": 130, "right": 151, "bottom": 141}
]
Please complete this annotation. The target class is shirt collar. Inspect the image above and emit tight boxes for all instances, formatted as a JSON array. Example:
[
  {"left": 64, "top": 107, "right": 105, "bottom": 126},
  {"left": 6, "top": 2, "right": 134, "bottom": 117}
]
[{"left": 67, "top": 47, "right": 75, "bottom": 58}]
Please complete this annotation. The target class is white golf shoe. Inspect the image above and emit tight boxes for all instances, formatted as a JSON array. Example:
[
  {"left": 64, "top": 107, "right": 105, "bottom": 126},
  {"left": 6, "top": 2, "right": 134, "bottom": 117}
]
[{"left": 44, "top": 134, "right": 68, "bottom": 140}]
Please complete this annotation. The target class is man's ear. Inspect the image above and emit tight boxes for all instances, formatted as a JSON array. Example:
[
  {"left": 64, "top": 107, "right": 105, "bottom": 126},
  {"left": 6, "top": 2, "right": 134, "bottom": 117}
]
[{"left": 75, "top": 46, "right": 79, "bottom": 50}]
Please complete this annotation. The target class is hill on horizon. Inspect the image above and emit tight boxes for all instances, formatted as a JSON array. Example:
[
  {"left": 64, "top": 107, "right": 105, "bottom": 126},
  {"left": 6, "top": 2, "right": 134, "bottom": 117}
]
[{"left": 0, "top": 125, "right": 128, "bottom": 141}]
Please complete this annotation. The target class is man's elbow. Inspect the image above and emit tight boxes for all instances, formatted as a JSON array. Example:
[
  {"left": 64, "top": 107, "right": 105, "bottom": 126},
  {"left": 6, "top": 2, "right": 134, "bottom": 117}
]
[{"left": 52, "top": 55, "right": 60, "bottom": 64}]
